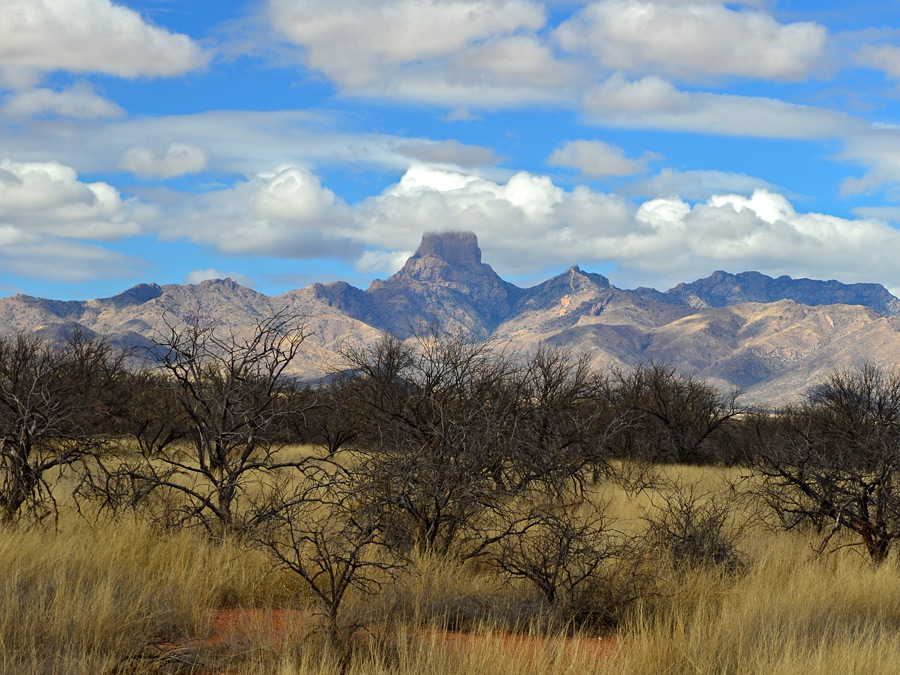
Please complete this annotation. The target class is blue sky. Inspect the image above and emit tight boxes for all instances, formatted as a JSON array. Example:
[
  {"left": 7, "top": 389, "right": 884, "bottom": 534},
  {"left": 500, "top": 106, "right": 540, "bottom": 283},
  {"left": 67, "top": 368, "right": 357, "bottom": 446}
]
[{"left": 6, "top": 0, "right": 900, "bottom": 300}]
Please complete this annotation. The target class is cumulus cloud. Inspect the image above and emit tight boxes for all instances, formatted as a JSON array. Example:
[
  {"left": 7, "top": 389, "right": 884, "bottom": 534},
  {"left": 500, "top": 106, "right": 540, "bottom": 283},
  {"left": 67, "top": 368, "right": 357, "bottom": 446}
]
[
  {"left": 153, "top": 166, "right": 360, "bottom": 259},
  {"left": 354, "top": 166, "right": 631, "bottom": 274},
  {"left": 0, "top": 159, "right": 145, "bottom": 239},
  {"left": 184, "top": 269, "right": 256, "bottom": 287},
  {"left": 119, "top": 143, "right": 209, "bottom": 179},
  {"left": 547, "top": 139, "right": 659, "bottom": 177},
  {"left": 352, "top": 166, "right": 900, "bottom": 289},
  {"left": 0, "top": 0, "right": 207, "bottom": 80},
  {"left": 555, "top": 0, "right": 827, "bottom": 82},
  {"left": 2, "top": 85, "right": 124, "bottom": 119},
  {"left": 0, "top": 157, "right": 147, "bottom": 282}
]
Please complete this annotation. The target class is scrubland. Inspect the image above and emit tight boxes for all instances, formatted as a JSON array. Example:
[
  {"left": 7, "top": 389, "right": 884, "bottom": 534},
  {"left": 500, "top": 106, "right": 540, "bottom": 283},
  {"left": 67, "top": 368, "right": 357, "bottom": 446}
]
[
  {"left": 5, "top": 325, "right": 900, "bottom": 673},
  {"left": 5, "top": 462, "right": 900, "bottom": 675}
]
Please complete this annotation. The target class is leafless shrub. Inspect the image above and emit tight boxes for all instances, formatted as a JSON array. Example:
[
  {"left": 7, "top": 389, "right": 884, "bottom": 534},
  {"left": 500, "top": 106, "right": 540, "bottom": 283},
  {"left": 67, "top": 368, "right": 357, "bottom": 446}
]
[
  {"left": 328, "top": 331, "right": 622, "bottom": 559},
  {"left": 491, "top": 504, "right": 636, "bottom": 630},
  {"left": 115, "top": 368, "right": 189, "bottom": 456},
  {"left": 605, "top": 362, "right": 742, "bottom": 464},
  {"left": 642, "top": 478, "right": 749, "bottom": 571},
  {"left": 752, "top": 364, "right": 900, "bottom": 563},
  {"left": 250, "top": 465, "right": 406, "bottom": 669}
]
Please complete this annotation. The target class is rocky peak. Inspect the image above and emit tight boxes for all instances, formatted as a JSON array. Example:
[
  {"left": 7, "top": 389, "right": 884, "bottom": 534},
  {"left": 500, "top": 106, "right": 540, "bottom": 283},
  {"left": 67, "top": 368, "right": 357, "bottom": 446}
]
[
  {"left": 384, "top": 230, "right": 493, "bottom": 286},
  {"left": 366, "top": 231, "right": 523, "bottom": 338},
  {"left": 513, "top": 265, "right": 614, "bottom": 316},
  {"left": 413, "top": 231, "right": 482, "bottom": 268}
]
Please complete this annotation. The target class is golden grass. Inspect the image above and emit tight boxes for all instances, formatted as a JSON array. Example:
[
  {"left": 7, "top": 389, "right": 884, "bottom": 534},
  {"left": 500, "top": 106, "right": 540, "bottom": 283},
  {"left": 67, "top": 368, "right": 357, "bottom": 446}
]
[{"left": 6, "top": 464, "right": 900, "bottom": 674}]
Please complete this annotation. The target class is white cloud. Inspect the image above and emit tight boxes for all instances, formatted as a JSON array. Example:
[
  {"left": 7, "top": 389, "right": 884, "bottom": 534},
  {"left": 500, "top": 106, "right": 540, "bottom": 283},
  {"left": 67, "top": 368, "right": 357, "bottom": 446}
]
[
  {"left": 0, "top": 0, "right": 207, "bottom": 80},
  {"left": 393, "top": 139, "right": 498, "bottom": 168},
  {"left": 355, "top": 166, "right": 632, "bottom": 273},
  {"left": 268, "top": 0, "right": 545, "bottom": 87},
  {"left": 184, "top": 269, "right": 256, "bottom": 287},
  {"left": 0, "top": 159, "right": 145, "bottom": 239},
  {"left": 2, "top": 85, "right": 124, "bottom": 119},
  {"left": 581, "top": 74, "right": 856, "bottom": 139},
  {"left": 448, "top": 35, "right": 575, "bottom": 90},
  {"left": 0, "top": 237, "right": 142, "bottom": 282},
  {"left": 353, "top": 166, "right": 900, "bottom": 289},
  {"left": 629, "top": 168, "right": 781, "bottom": 200},
  {"left": 153, "top": 166, "right": 360, "bottom": 259},
  {"left": 444, "top": 108, "right": 481, "bottom": 122},
  {"left": 119, "top": 143, "right": 209, "bottom": 178},
  {"left": 555, "top": 0, "right": 827, "bottom": 82},
  {"left": 264, "top": 0, "right": 582, "bottom": 107},
  {"left": 833, "top": 125, "right": 900, "bottom": 200},
  {"left": 0, "top": 110, "right": 506, "bottom": 179},
  {"left": 854, "top": 44, "right": 900, "bottom": 80},
  {"left": 547, "top": 139, "right": 659, "bottom": 177},
  {"left": 355, "top": 249, "right": 413, "bottom": 275}
]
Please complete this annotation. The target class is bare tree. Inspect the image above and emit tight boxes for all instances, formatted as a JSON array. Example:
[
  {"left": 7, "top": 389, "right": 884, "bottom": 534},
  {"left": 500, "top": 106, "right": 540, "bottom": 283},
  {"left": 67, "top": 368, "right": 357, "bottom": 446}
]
[
  {"left": 96, "top": 310, "right": 315, "bottom": 536},
  {"left": 251, "top": 466, "right": 404, "bottom": 667},
  {"left": 0, "top": 332, "right": 126, "bottom": 523},
  {"left": 328, "top": 331, "right": 616, "bottom": 556},
  {"left": 606, "top": 362, "right": 742, "bottom": 464},
  {"left": 116, "top": 368, "right": 189, "bottom": 456},
  {"left": 753, "top": 364, "right": 900, "bottom": 563},
  {"left": 507, "top": 346, "right": 620, "bottom": 495},
  {"left": 283, "top": 379, "right": 359, "bottom": 456},
  {"left": 338, "top": 331, "right": 520, "bottom": 557}
]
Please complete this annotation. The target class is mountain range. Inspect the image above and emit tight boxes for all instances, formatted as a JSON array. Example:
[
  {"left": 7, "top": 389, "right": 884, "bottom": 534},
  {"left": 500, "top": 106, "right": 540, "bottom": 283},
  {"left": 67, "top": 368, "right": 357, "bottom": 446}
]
[{"left": 2, "top": 230, "right": 899, "bottom": 405}]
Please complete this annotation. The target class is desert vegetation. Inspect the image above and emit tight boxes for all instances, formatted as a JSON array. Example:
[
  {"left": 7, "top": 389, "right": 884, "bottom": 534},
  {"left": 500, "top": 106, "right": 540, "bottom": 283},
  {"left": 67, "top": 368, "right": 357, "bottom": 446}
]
[{"left": 4, "top": 315, "right": 900, "bottom": 674}]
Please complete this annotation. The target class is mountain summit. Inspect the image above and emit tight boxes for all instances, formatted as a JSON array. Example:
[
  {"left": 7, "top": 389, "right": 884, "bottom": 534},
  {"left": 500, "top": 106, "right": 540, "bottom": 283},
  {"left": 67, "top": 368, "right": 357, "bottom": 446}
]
[
  {"left": 367, "top": 231, "right": 523, "bottom": 337},
  {"left": 412, "top": 231, "right": 484, "bottom": 268}
]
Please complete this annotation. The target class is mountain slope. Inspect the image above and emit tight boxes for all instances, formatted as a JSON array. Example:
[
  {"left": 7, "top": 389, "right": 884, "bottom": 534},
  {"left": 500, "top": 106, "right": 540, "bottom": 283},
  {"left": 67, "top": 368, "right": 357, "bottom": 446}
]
[{"left": 2, "top": 231, "right": 900, "bottom": 403}]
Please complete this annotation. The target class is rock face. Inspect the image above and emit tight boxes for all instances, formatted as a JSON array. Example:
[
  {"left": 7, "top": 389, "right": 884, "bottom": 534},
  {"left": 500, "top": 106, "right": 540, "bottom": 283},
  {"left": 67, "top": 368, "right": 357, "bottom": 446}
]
[
  {"left": 2, "top": 230, "right": 900, "bottom": 404},
  {"left": 366, "top": 231, "right": 523, "bottom": 337}
]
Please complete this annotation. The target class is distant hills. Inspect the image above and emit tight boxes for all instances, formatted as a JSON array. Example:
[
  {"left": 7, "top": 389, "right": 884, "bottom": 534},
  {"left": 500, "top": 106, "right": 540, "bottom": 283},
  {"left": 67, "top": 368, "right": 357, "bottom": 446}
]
[{"left": 2, "top": 230, "right": 899, "bottom": 405}]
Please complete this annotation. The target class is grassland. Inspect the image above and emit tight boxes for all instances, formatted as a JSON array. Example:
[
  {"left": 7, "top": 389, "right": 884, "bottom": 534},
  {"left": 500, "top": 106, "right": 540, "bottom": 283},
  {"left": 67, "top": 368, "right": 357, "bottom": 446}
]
[{"left": 3, "top": 461, "right": 900, "bottom": 674}]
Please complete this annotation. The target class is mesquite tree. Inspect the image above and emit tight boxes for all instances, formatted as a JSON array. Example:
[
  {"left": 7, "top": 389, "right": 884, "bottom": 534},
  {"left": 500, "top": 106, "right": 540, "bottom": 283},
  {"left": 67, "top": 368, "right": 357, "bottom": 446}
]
[
  {"left": 753, "top": 364, "right": 900, "bottom": 563},
  {"left": 606, "top": 362, "right": 741, "bottom": 464},
  {"left": 98, "top": 310, "right": 314, "bottom": 536},
  {"left": 0, "top": 331, "right": 126, "bottom": 523},
  {"left": 329, "top": 332, "right": 616, "bottom": 558}
]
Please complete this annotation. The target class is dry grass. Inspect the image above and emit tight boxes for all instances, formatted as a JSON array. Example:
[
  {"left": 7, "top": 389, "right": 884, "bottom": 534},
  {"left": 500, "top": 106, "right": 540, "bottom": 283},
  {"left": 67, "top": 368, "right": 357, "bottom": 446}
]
[{"left": 5, "top": 464, "right": 900, "bottom": 674}]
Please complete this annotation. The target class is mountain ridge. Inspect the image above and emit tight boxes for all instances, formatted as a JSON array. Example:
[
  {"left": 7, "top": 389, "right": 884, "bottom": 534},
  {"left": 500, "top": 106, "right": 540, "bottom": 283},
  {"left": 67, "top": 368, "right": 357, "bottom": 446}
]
[{"left": 1, "top": 231, "right": 898, "bottom": 404}]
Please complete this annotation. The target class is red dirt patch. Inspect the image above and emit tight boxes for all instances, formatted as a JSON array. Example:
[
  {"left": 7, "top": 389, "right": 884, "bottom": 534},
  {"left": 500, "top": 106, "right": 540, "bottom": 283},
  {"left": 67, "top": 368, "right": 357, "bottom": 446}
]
[
  {"left": 138, "top": 608, "right": 622, "bottom": 674},
  {"left": 206, "top": 608, "right": 309, "bottom": 647}
]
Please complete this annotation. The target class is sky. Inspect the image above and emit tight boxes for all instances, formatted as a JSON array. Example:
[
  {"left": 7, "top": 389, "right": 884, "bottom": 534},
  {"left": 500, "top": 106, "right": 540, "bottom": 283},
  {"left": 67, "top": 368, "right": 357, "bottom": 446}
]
[{"left": 6, "top": 1, "right": 900, "bottom": 300}]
